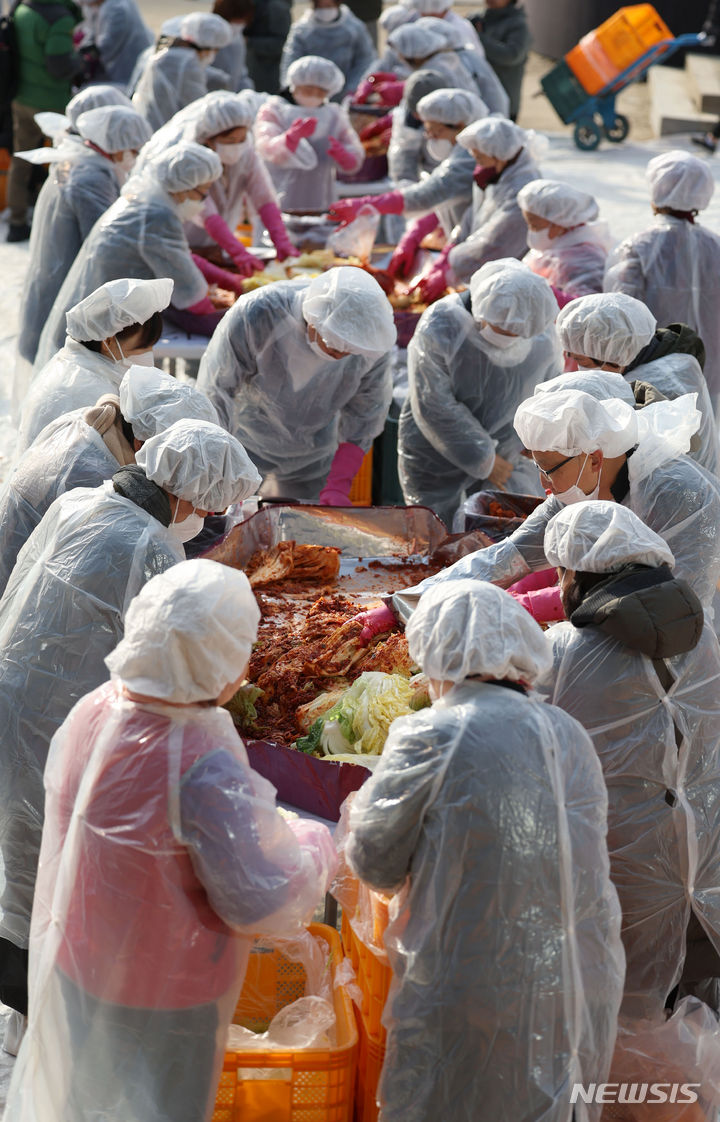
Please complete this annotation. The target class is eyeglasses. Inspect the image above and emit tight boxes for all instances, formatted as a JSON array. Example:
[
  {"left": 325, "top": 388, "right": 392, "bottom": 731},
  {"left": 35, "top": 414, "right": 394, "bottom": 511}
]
[{"left": 532, "top": 453, "right": 578, "bottom": 480}]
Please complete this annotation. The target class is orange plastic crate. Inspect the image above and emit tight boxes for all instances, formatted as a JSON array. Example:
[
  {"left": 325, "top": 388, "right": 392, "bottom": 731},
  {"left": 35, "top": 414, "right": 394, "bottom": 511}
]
[
  {"left": 349, "top": 449, "right": 373, "bottom": 507},
  {"left": 212, "top": 924, "right": 357, "bottom": 1122},
  {"left": 354, "top": 1011, "right": 385, "bottom": 1122},
  {"left": 566, "top": 33, "right": 620, "bottom": 95},
  {"left": 340, "top": 912, "right": 391, "bottom": 1044},
  {"left": 566, "top": 4, "right": 672, "bottom": 93}
]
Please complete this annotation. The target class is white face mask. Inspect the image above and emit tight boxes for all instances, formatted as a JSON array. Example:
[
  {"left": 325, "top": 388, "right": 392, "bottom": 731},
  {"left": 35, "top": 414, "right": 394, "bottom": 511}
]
[
  {"left": 169, "top": 508, "right": 205, "bottom": 544},
  {"left": 526, "top": 227, "right": 557, "bottom": 252},
  {"left": 479, "top": 324, "right": 518, "bottom": 350},
  {"left": 293, "top": 91, "right": 326, "bottom": 108},
  {"left": 314, "top": 7, "right": 339, "bottom": 20},
  {"left": 216, "top": 140, "right": 248, "bottom": 165},
  {"left": 176, "top": 196, "right": 205, "bottom": 222},
  {"left": 426, "top": 137, "right": 453, "bottom": 162},
  {"left": 130, "top": 349, "right": 155, "bottom": 368},
  {"left": 552, "top": 453, "right": 601, "bottom": 507}
]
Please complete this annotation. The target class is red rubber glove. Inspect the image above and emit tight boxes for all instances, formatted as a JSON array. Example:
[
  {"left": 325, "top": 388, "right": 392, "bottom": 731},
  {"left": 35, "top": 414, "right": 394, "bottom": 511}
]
[
  {"left": 318, "top": 442, "right": 365, "bottom": 506},
  {"left": 411, "top": 258, "right": 449, "bottom": 304},
  {"left": 257, "top": 201, "right": 300, "bottom": 260},
  {"left": 327, "top": 136, "right": 359, "bottom": 172},
  {"left": 203, "top": 212, "right": 265, "bottom": 277},
  {"left": 371, "top": 78, "right": 405, "bottom": 107},
  {"left": 191, "top": 254, "right": 246, "bottom": 295},
  {"left": 354, "top": 604, "right": 399, "bottom": 645},
  {"left": 551, "top": 283, "right": 575, "bottom": 310},
  {"left": 285, "top": 117, "right": 317, "bottom": 153},
  {"left": 359, "top": 114, "right": 393, "bottom": 142},
  {"left": 511, "top": 585, "right": 565, "bottom": 623},
  {"left": 354, "top": 71, "right": 402, "bottom": 104},
  {"left": 387, "top": 212, "right": 439, "bottom": 279},
  {"left": 329, "top": 192, "right": 403, "bottom": 227}
]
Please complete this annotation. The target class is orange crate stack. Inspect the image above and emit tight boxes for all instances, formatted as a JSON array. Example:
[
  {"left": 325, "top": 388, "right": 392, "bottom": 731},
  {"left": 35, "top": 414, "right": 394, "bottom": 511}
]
[
  {"left": 340, "top": 908, "right": 393, "bottom": 1122},
  {"left": 212, "top": 923, "right": 357, "bottom": 1122},
  {"left": 566, "top": 4, "right": 673, "bottom": 95},
  {"left": 349, "top": 449, "right": 373, "bottom": 507}
]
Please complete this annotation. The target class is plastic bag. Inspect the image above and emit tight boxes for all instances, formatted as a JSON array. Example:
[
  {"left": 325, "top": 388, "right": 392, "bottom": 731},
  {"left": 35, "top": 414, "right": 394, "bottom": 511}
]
[
  {"left": 227, "top": 996, "right": 335, "bottom": 1050},
  {"left": 331, "top": 795, "right": 393, "bottom": 960},
  {"left": 328, "top": 204, "right": 381, "bottom": 263}
]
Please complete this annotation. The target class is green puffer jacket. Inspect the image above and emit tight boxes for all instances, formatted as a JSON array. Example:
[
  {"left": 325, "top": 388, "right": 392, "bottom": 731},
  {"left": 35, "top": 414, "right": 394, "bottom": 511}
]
[{"left": 13, "top": 0, "right": 81, "bottom": 113}]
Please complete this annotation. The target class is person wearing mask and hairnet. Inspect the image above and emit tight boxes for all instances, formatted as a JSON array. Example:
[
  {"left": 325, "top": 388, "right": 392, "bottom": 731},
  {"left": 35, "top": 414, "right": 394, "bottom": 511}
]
[
  {"left": 538, "top": 500, "right": 720, "bottom": 1020},
  {"left": 345, "top": 579, "right": 624, "bottom": 1122},
  {"left": 255, "top": 56, "right": 363, "bottom": 213},
  {"left": 36, "top": 142, "right": 236, "bottom": 368},
  {"left": 76, "top": 0, "right": 153, "bottom": 87},
  {"left": 412, "top": 17, "right": 510, "bottom": 113},
  {"left": 388, "top": 387, "right": 720, "bottom": 631},
  {"left": 15, "top": 106, "right": 152, "bottom": 375},
  {"left": 198, "top": 266, "right": 396, "bottom": 502},
  {"left": 330, "top": 88, "right": 485, "bottom": 275},
  {"left": 517, "top": 179, "right": 613, "bottom": 307},
  {"left": 19, "top": 278, "right": 173, "bottom": 454},
  {"left": 3, "top": 560, "right": 335, "bottom": 1115},
  {"left": 387, "top": 69, "right": 447, "bottom": 187},
  {"left": 33, "top": 84, "right": 134, "bottom": 154},
  {"left": 557, "top": 292, "right": 719, "bottom": 478},
  {"left": 212, "top": 0, "right": 256, "bottom": 92},
  {"left": 0, "top": 419, "right": 260, "bottom": 1040},
  {"left": 386, "top": 24, "right": 480, "bottom": 94},
  {"left": 406, "top": 0, "right": 485, "bottom": 54},
  {"left": 399, "top": 260, "right": 560, "bottom": 526},
  {"left": 132, "top": 12, "right": 233, "bottom": 131},
  {"left": 605, "top": 150, "right": 720, "bottom": 421},
  {"left": 135, "top": 91, "right": 298, "bottom": 269},
  {"left": 0, "top": 366, "right": 218, "bottom": 601},
  {"left": 280, "top": 0, "right": 377, "bottom": 99}
]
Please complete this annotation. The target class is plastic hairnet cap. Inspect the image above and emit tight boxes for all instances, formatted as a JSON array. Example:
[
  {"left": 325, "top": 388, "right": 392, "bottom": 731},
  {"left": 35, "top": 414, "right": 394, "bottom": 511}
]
[
  {"left": 76, "top": 106, "right": 152, "bottom": 154},
  {"left": 190, "top": 92, "right": 255, "bottom": 141},
  {"left": 535, "top": 369, "right": 636, "bottom": 409},
  {"left": 470, "top": 258, "right": 556, "bottom": 338},
  {"left": 120, "top": 366, "right": 219, "bottom": 440},
  {"left": 301, "top": 266, "right": 397, "bottom": 358},
  {"left": 457, "top": 117, "right": 527, "bottom": 160},
  {"left": 417, "top": 88, "right": 488, "bottom": 127},
  {"left": 65, "top": 277, "right": 174, "bottom": 342},
  {"left": 105, "top": 559, "right": 260, "bottom": 703},
  {"left": 154, "top": 141, "right": 223, "bottom": 193},
  {"left": 408, "top": 0, "right": 455, "bottom": 15},
  {"left": 544, "top": 500, "right": 675, "bottom": 573},
  {"left": 403, "top": 69, "right": 448, "bottom": 115},
  {"left": 137, "top": 418, "right": 262, "bottom": 509},
  {"left": 407, "top": 579, "right": 552, "bottom": 685},
  {"left": 556, "top": 293, "right": 657, "bottom": 368},
  {"left": 287, "top": 55, "right": 345, "bottom": 97},
  {"left": 65, "top": 85, "right": 132, "bottom": 127},
  {"left": 388, "top": 23, "right": 446, "bottom": 58},
  {"left": 517, "top": 178, "right": 599, "bottom": 228},
  {"left": 413, "top": 16, "right": 465, "bottom": 49},
  {"left": 180, "top": 11, "right": 233, "bottom": 48},
  {"left": 514, "top": 389, "right": 638, "bottom": 457},
  {"left": 379, "top": 3, "right": 413, "bottom": 30},
  {"left": 646, "top": 149, "right": 714, "bottom": 212}
]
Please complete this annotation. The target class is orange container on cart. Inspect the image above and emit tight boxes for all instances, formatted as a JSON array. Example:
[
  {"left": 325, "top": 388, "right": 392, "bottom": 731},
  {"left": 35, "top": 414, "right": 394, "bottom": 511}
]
[
  {"left": 212, "top": 924, "right": 357, "bottom": 1122},
  {"left": 566, "top": 5, "right": 673, "bottom": 95}
]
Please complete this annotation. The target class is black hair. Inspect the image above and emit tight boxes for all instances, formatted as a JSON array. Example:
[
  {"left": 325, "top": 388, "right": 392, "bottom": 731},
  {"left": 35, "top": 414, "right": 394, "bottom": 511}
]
[
  {"left": 78, "top": 310, "right": 164, "bottom": 354},
  {"left": 213, "top": 0, "right": 255, "bottom": 19},
  {"left": 563, "top": 570, "right": 610, "bottom": 618}
]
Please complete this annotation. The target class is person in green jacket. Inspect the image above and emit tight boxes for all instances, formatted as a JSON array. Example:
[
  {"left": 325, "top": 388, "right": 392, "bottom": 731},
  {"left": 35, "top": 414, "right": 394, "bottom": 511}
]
[
  {"left": 7, "top": 0, "right": 82, "bottom": 242},
  {"left": 470, "top": 0, "right": 531, "bottom": 122}
]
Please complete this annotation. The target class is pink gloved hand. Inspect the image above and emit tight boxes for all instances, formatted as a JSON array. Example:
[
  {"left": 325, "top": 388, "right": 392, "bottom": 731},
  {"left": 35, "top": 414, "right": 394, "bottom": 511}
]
[
  {"left": 202, "top": 213, "right": 265, "bottom": 277},
  {"left": 511, "top": 585, "right": 565, "bottom": 623},
  {"left": 329, "top": 192, "right": 403, "bottom": 227},
  {"left": 411, "top": 257, "right": 449, "bottom": 304},
  {"left": 318, "top": 441, "right": 366, "bottom": 506},
  {"left": 258, "top": 201, "right": 299, "bottom": 260},
  {"left": 551, "top": 283, "right": 575, "bottom": 310},
  {"left": 387, "top": 212, "right": 439, "bottom": 279},
  {"left": 285, "top": 116, "right": 317, "bottom": 153},
  {"left": 186, "top": 295, "right": 217, "bottom": 315},
  {"left": 327, "top": 136, "right": 359, "bottom": 172},
  {"left": 508, "top": 568, "right": 558, "bottom": 596},
  {"left": 359, "top": 113, "right": 393, "bottom": 142},
  {"left": 371, "top": 78, "right": 405, "bottom": 107},
  {"left": 354, "top": 603, "right": 399, "bottom": 645},
  {"left": 191, "top": 254, "right": 246, "bottom": 295},
  {"left": 354, "top": 71, "right": 402, "bottom": 104}
]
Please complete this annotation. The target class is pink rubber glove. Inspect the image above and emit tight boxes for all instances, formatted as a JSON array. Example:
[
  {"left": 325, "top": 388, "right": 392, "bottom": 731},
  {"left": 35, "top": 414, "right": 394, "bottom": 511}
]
[
  {"left": 186, "top": 295, "right": 216, "bottom": 315},
  {"left": 203, "top": 212, "right": 265, "bottom": 277},
  {"left": 387, "top": 212, "right": 439, "bottom": 279},
  {"left": 191, "top": 254, "right": 246, "bottom": 295},
  {"left": 507, "top": 568, "right": 558, "bottom": 596},
  {"left": 354, "top": 71, "right": 401, "bottom": 104},
  {"left": 371, "top": 78, "right": 405, "bottom": 107},
  {"left": 285, "top": 117, "right": 317, "bottom": 153},
  {"left": 511, "top": 585, "right": 565, "bottom": 623},
  {"left": 329, "top": 192, "right": 403, "bottom": 228},
  {"left": 412, "top": 257, "right": 449, "bottom": 304},
  {"left": 327, "top": 136, "right": 359, "bottom": 172},
  {"left": 258, "top": 201, "right": 299, "bottom": 260},
  {"left": 354, "top": 604, "right": 399, "bottom": 645},
  {"left": 551, "top": 283, "right": 575, "bottom": 310},
  {"left": 318, "top": 441, "right": 366, "bottom": 506}
]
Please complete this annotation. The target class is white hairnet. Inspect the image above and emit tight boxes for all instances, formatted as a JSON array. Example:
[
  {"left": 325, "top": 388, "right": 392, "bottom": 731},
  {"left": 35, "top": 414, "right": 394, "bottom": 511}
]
[
  {"left": 408, "top": 0, "right": 455, "bottom": 15},
  {"left": 66, "top": 85, "right": 132, "bottom": 128},
  {"left": 287, "top": 55, "right": 345, "bottom": 97},
  {"left": 544, "top": 499, "right": 675, "bottom": 573},
  {"left": 517, "top": 178, "right": 599, "bottom": 228},
  {"left": 189, "top": 91, "right": 255, "bottom": 141},
  {"left": 76, "top": 106, "right": 152, "bottom": 154},
  {"left": 514, "top": 389, "right": 638, "bottom": 457},
  {"left": 160, "top": 15, "right": 183, "bottom": 35},
  {"left": 646, "top": 149, "right": 715, "bottom": 212},
  {"left": 407, "top": 579, "right": 552, "bottom": 685},
  {"left": 404, "top": 68, "right": 447, "bottom": 115},
  {"left": 535, "top": 369, "right": 636, "bottom": 408},
  {"left": 136, "top": 419, "right": 262, "bottom": 508},
  {"left": 119, "top": 366, "right": 219, "bottom": 440},
  {"left": 179, "top": 11, "right": 232, "bottom": 48},
  {"left": 153, "top": 141, "right": 223, "bottom": 193},
  {"left": 388, "top": 23, "right": 446, "bottom": 59},
  {"left": 413, "top": 16, "right": 464, "bottom": 49},
  {"left": 301, "top": 267, "right": 397, "bottom": 358},
  {"left": 469, "top": 258, "right": 557, "bottom": 338},
  {"left": 457, "top": 116, "right": 527, "bottom": 160},
  {"left": 557, "top": 293, "right": 657, "bottom": 367},
  {"left": 65, "top": 278, "right": 174, "bottom": 341},
  {"left": 416, "top": 87, "right": 488, "bottom": 127},
  {"left": 379, "top": 3, "right": 413, "bottom": 30},
  {"left": 105, "top": 559, "right": 260, "bottom": 703}
]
